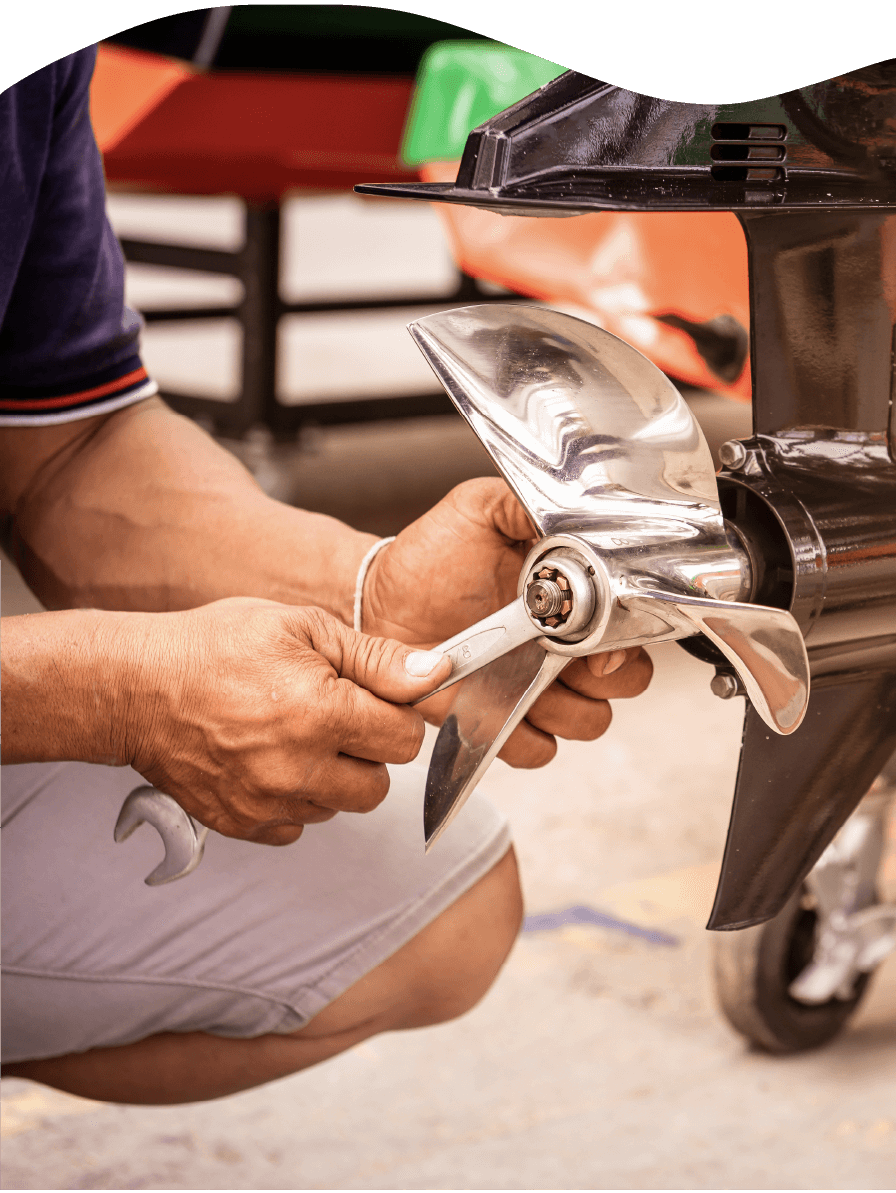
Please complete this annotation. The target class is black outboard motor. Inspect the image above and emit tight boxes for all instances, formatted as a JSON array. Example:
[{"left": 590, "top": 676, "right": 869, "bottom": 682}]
[{"left": 358, "top": 62, "right": 896, "bottom": 934}]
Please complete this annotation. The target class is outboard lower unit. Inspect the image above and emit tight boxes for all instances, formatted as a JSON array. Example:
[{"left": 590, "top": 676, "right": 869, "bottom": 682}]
[{"left": 358, "top": 61, "right": 896, "bottom": 932}]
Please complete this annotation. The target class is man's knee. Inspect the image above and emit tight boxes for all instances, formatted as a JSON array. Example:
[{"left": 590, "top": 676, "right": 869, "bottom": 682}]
[
  {"left": 296, "top": 845, "right": 523, "bottom": 1043},
  {"left": 0, "top": 848, "right": 525, "bottom": 1105},
  {"left": 397, "top": 845, "right": 524, "bottom": 1028}
]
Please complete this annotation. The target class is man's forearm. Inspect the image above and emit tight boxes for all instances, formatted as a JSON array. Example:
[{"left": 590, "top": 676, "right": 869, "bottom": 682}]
[
  {"left": 1, "top": 611, "right": 134, "bottom": 764},
  {"left": 4, "top": 399, "right": 376, "bottom": 620}
]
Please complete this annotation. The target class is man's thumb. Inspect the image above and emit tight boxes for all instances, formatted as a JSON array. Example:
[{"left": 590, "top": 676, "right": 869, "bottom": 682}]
[{"left": 336, "top": 625, "right": 452, "bottom": 703}]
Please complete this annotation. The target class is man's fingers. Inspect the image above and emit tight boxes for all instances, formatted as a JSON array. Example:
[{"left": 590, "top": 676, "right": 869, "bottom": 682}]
[
  {"left": 292, "top": 754, "right": 393, "bottom": 815},
  {"left": 246, "top": 824, "right": 308, "bottom": 847},
  {"left": 446, "top": 476, "right": 537, "bottom": 546},
  {"left": 496, "top": 719, "right": 558, "bottom": 768},
  {"left": 332, "top": 681, "right": 427, "bottom": 764},
  {"left": 524, "top": 682, "right": 613, "bottom": 741},
  {"left": 195, "top": 797, "right": 336, "bottom": 844},
  {"left": 561, "top": 648, "right": 654, "bottom": 700},
  {"left": 302, "top": 609, "right": 452, "bottom": 704},
  {"left": 214, "top": 755, "right": 393, "bottom": 841}
]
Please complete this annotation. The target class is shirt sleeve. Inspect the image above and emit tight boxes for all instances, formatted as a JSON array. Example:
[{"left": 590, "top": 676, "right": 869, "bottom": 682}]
[{"left": 0, "top": 47, "right": 157, "bottom": 425}]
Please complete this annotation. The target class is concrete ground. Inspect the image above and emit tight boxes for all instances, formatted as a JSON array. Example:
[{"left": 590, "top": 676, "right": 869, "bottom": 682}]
[{"left": 2, "top": 194, "right": 895, "bottom": 1190}]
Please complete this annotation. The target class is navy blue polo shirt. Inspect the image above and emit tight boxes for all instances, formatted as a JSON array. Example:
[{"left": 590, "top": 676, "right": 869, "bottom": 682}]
[{"left": 0, "top": 46, "right": 156, "bottom": 425}]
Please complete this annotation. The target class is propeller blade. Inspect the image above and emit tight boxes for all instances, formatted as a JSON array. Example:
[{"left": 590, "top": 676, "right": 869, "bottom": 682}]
[
  {"left": 708, "top": 672, "right": 896, "bottom": 930},
  {"left": 409, "top": 305, "right": 720, "bottom": 539},
  {"left": 424, "top": 641, "right": 568, "bottom": 849},
  {"left": 622, "top": 591, "right": 810, "bottom": 735}
]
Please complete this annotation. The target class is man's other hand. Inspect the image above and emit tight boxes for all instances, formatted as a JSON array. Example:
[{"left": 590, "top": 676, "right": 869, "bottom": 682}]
[
  {"left": 119, "top": 599, "right": 451, "bottom": 844},
  {"left": 363, "top": 477, "right": 653, "bottom": 768}
]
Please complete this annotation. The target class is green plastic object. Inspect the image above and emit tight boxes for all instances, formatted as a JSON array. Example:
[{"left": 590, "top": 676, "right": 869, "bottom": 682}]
[{"left": 401, "top": 41, "right": 565, "bottom": 166}]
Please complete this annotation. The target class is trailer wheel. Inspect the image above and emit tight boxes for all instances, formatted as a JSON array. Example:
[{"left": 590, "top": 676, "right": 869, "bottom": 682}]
[{"left": 711, "top": 886, "right": 872, "bottom": 1054}]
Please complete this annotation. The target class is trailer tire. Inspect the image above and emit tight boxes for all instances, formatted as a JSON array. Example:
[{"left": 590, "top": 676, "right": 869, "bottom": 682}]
[{"left": 711, "top": 886, "right": 872, "bottom": 1054}]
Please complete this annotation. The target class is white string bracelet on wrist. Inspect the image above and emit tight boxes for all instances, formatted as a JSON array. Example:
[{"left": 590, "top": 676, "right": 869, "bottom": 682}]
[{"left": 353, "top": 537, "right": 395, "bottom": 632}]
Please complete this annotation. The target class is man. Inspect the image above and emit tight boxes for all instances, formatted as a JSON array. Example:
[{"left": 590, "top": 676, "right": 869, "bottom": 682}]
[{"left": 0, "top": 46, "right": 652, "bottom": 1104}]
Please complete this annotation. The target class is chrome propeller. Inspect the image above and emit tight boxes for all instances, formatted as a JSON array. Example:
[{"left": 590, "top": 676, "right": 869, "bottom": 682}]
[{"left": 410, "top": 304, "right": 809, "bottom": 849}]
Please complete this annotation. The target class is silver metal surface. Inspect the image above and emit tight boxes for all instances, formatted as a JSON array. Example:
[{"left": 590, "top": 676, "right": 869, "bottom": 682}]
[
  {"left": 424, "top": 643, "right": 568, "bottom": 850},
  {"left": 410, "top": 305, "right": 812, "bottom": 846},
  {"left": 527, "top": 578, "right": 565, "bottom": 619},
  {"left": 719, "top": 440, "right": 748, "bottom": 470},
  {"left": 410, "top": 306, "right": 756, "bottom": 609},
  {"left": 411, "top": 305, "right": 807, "bottom": 700},
  {"left": 789, "top": 780, "right": 896, "bottom": 1005},
  {"left": 409, "top": 305, "right": 722, "bottom": 541},
  {"left": 711, "top": 673, "right": 741, "bottom": 699},
  {"left": 417, "top": 552, "right": 597, "bottom": 702},
  {"left": 114, "top": 786, "right": 210, "bottom": 886},
  {"left": 621, "top": 591, "right": 808, "bottom": 735},
  {"left": 416, "top": 597, "right": 541, "bottom": 702},
  {"left": 718, "top": 434, "right": 896, "bottom": 666}
]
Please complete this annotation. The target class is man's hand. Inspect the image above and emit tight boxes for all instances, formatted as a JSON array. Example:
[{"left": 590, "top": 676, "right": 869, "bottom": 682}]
[
  {"left": 2, "top": 599, "right": 451, "bottom": 844},
  {"left": 363, "top": 477, "right": 653, "bottom": 767},
  {"left": 118, "top": 599, "right": 452, "bottom": 844}
]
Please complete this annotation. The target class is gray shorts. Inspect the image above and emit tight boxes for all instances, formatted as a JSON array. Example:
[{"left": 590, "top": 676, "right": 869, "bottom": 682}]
[{"left": 1, "top": 759, "right": 510, "bottom": 1065}]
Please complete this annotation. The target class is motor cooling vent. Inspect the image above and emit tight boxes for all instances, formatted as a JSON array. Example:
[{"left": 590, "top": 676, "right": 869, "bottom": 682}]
[{"left": 710, "top": 123, "right": 787, "bottom": 182}]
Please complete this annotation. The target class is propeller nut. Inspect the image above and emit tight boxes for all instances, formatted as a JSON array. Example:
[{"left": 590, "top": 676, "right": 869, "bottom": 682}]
[{"left": 526, "top": 566, "right": 574, "bottom": 628}]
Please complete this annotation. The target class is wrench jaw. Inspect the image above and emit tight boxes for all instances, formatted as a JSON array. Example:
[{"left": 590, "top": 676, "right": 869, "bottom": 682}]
[{"left": 114, "top": 786, "right": 210, "bottom": 886}]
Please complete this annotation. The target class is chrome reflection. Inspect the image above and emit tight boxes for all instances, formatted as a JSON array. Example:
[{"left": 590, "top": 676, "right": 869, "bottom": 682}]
[
  {"left": 409, "top": 305, "right": 720, "bottom": 542},
  {"left": 424, "top": 642, "right": 567, "bottom": 850},
  {"left": 410, "top": 305, "right": 811, "bottom": 846}
]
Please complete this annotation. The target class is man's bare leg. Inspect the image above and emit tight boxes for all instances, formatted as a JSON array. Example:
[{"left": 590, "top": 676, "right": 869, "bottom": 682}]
[{"left": 3, "top": 847, "right": 522, "bottom": 1105}]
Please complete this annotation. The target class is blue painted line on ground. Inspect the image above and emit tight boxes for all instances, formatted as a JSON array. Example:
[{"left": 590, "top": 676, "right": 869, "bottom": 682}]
[{"left": 522, "top": 904, "right": 679, "bottom": 947}]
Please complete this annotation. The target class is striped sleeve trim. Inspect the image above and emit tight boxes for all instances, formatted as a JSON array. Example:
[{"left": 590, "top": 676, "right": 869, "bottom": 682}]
[{"left": 0, "top": 369, "right": 158, "bottom": 426}]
